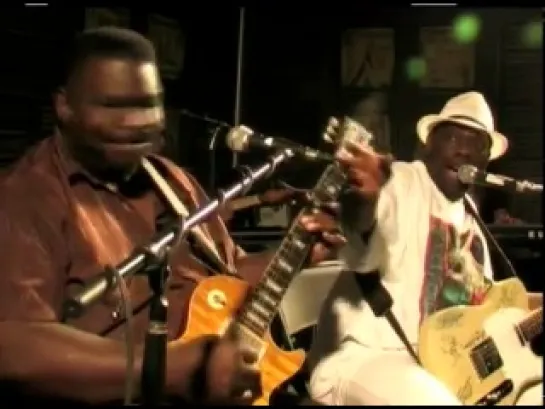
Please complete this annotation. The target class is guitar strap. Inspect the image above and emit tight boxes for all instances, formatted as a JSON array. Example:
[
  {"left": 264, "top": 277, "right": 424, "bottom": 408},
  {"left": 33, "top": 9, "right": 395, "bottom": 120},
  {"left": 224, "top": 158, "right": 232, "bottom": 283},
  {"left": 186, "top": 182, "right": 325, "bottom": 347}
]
[
  {"left": 141, "top": 157, "right": 235, "bottom": 277},
  {"left": 462, "top": 194, "right": 518, "bottom": 279},
  {"left": 353, "top": 272, "right": 422, "bottom": 365},
  {"left": 384, "top": 310, "right": 422, "bottom": 365}
]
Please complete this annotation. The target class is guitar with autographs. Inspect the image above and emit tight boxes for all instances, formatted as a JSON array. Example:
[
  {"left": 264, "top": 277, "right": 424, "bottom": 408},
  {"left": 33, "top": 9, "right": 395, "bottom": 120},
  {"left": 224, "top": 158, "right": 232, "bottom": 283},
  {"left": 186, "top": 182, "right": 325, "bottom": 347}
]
[
  {"left": 177, "top": 117, "right": 373, "bottom": 405},
  {"left": 419, "top": 277, "right": 543, "bottom": 405}
]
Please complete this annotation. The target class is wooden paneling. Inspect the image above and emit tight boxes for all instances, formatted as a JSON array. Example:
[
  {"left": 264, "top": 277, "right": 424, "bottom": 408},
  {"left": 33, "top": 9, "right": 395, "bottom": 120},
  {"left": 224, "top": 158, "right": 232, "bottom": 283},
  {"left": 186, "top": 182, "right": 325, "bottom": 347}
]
[
  {"left": 498, "top": 21, "right": 543, "bottom": 150},
  {"left": 500, "top": 106, "right": 542, "bottom": 160},
  {"left": 494, "top": 17, "right": 543, "bottom": 221},
  {"left": 0, "top": 92, "right": 49, "bottom": 167},
  {"left": 0, "top": 8, "right": 77, "bottom": 169}
]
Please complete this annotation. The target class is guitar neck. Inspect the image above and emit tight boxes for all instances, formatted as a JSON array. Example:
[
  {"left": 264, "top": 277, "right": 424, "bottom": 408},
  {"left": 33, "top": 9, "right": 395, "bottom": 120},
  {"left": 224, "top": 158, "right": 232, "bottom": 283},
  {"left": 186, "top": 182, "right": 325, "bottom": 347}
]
[
  {"left": 517, "top": 307, "right": 543, "bottom": 342},
  {"left": 235, "top": 163, "right": 347, "bottom": 339}
]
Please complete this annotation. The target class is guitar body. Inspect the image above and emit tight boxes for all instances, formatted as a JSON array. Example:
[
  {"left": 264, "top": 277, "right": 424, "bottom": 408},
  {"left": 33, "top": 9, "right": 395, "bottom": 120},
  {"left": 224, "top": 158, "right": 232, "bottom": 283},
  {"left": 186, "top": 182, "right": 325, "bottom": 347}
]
[
  {"left": 419, "top": 277, "right": 543, "bottom": 405},
  {"left": 178, "top": 275, "right": 306, "bottom": 406}
]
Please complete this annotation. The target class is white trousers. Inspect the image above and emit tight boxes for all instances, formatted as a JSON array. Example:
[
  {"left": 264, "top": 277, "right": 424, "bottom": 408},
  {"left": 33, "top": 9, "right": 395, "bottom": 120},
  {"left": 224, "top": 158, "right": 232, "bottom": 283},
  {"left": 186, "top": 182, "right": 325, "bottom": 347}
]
[{"left": 310, "top": 342, "right": 543, "bottom": 406}]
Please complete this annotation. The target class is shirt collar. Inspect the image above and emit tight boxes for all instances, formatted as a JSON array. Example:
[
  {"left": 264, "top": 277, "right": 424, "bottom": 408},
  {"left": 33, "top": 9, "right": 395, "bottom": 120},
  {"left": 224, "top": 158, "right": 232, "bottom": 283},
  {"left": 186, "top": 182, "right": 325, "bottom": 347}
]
[{"left": 53, "top": 129, "right": 119, "bottom": 191}]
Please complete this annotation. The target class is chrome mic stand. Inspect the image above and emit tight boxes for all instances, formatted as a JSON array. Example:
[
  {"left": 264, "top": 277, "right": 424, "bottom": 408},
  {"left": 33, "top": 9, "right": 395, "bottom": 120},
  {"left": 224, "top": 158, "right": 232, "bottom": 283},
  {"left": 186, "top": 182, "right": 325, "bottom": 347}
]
[{"left": 140, "top": 242, "right": 172, "bottom": 406}]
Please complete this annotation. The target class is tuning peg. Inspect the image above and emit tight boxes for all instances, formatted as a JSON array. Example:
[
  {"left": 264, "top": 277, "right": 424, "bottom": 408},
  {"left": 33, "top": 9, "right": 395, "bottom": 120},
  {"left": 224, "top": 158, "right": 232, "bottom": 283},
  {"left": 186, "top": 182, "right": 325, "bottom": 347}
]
[
  {"left": 327, "top": 116, "right": 340, "bottom": 128},
  {"left": 327, "top": 117, "right": 340, "bottom": 133},
  {"left": 322, "top": 133, "right": 333, "bottom": 143},
  {"left": 326, "top": 117, "right": 340, "bottom": 137}
]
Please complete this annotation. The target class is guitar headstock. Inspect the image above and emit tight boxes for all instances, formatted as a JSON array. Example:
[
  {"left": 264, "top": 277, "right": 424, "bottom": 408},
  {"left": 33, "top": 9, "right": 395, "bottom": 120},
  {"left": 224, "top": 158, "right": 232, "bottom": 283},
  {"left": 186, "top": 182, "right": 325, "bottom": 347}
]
[{"left": 323, "top": 116, "right": 374, "bottom": 154}]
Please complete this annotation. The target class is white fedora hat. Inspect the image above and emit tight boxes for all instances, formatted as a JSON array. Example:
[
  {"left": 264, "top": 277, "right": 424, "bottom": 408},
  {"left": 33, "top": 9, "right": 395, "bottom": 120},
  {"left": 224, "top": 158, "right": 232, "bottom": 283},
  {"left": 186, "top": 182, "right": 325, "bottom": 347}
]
[{"left": 416, "top": 91, "right": 508, "bottom": 160}]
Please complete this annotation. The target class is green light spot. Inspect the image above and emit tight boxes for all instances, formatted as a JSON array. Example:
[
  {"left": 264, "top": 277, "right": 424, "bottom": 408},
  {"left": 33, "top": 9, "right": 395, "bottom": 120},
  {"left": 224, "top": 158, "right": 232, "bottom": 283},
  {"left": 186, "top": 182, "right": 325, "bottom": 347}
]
[
  {"left": 521, "top": 21, "right": 543, "bottom": 48},
  {"left": 406, "top": 57, "right": 426, "bottom": 81},
  {"left": 452, "top": 13, "right": 481, "bottom": 44}
]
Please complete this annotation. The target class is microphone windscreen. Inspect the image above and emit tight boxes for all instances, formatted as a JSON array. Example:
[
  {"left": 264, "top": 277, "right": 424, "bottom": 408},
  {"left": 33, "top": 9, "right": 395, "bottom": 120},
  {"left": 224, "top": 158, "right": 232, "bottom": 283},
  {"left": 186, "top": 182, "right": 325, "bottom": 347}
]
[
  {"left": 457, "top": 164, "right": 478, "bottom": 185},
  {"left": 226, "top": 125, "right": 253, "bottom": 152}
]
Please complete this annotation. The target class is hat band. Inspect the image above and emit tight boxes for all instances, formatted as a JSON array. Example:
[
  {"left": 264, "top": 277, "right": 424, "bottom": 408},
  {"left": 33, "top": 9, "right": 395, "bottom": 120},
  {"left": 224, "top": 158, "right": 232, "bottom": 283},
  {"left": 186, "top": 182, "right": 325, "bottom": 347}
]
[{"left": 447, "top": 115, "right": 488, "bottom": 131}]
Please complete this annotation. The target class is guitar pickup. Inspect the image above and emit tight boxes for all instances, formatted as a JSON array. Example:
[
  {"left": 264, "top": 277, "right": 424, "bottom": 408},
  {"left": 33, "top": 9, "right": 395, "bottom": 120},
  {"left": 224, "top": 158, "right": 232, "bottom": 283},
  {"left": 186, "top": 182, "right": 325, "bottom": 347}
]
[{"left": 470, "top": 337, "right": 503, "bottom": 379}]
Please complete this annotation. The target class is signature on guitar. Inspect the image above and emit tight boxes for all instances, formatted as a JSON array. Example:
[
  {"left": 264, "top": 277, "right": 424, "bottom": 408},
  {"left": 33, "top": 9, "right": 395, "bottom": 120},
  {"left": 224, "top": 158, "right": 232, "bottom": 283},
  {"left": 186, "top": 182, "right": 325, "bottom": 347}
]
[
  {"left": 457, "top": 376, "right": 473, "bottom": 402},
  {"left": 440, "top": 334, "right": 461, "bottom": 362},
  {"left": 435, "top": 309, "right": 464, "bottom": 329},
  {"left": 499, "top": 284, "right": 517, "bottom": 308}
]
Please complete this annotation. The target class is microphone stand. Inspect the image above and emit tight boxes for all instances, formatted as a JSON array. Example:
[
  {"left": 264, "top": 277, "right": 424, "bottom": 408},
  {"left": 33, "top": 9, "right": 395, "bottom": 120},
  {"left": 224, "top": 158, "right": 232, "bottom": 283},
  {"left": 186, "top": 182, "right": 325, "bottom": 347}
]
[
  {"left": 140, "top": 241, "right": 171, "bottom": 406},
  {"left": 62, "top": 148, "right": 295, "bottom": 405}
]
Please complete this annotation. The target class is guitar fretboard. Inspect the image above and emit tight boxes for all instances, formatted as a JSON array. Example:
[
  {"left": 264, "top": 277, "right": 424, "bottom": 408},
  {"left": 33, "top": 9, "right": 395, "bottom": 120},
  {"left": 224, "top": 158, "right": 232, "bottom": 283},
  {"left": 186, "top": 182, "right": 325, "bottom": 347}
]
[
  {"left": 517, "top": 307, "right": 543, "bottom": 342},
  {"left": 235, "top": 163, "right": 348, "bottom": 339}
]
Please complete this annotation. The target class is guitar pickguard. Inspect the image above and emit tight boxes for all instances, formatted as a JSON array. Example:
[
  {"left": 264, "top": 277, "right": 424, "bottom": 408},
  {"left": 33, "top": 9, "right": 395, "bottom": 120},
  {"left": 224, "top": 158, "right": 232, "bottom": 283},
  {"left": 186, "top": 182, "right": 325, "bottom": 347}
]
[{"left": 419, "top": 279, "right": 543, "bottom": 406}]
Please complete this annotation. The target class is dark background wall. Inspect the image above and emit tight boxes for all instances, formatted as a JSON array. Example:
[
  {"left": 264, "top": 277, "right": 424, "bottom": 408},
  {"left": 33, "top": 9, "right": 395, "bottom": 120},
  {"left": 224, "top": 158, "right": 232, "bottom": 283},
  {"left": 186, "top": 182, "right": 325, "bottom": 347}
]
[{"left": 0, "top": 6, "right": 542, "bottom": 221}]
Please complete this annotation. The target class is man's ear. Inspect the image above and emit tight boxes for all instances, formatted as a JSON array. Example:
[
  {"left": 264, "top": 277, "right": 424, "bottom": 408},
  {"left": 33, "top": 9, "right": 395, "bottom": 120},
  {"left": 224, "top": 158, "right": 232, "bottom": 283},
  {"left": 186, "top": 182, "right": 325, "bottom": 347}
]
[{"left": 54, "top": 87, "right": 72, "bottom": 125}]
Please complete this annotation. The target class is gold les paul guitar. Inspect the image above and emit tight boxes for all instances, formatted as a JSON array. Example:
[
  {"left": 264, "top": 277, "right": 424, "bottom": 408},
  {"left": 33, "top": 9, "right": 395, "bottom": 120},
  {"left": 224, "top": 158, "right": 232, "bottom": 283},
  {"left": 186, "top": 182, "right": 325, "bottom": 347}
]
[
  {"left": 177, "top": 118, "right": 373, "bottom": 405},
  {"left": 419, "top": 277, "right": 543, "bottom": 406}
]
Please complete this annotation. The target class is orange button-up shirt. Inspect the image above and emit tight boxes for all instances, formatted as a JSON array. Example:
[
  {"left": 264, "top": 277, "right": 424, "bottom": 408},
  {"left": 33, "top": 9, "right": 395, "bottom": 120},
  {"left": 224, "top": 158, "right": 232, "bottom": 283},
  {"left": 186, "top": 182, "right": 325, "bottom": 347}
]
[{"left": 0, "top": 133, "right": 245, "bottom": 342}]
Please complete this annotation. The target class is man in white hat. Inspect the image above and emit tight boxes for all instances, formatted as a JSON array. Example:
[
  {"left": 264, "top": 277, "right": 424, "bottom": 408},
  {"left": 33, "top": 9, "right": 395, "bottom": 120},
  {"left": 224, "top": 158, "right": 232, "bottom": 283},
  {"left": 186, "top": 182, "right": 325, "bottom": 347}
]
[{"left": 307, "top": 91, "right": 543, "bottom": 405}]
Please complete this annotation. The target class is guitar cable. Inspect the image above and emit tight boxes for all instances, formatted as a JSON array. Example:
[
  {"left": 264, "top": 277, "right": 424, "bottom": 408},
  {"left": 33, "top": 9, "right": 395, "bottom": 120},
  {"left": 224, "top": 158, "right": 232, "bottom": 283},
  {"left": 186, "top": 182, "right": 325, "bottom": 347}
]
[{"left": 463, "top": 196, "right": 518, "bottom": 279}]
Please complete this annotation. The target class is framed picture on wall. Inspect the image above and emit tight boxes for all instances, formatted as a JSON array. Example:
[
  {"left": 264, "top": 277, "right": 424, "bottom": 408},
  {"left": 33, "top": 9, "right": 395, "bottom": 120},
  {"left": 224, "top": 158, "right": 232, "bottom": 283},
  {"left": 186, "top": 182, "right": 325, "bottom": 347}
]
[
  {"left": 341, "top": 28, "right": 395, "bottom": 88},
  {"left": 84, "top": 8, "right": 130, "bottom": 29},
  {"left": 147, "top": 14, "right": 185, "bottom": 80},
  {"left": 419, "top": 27, "right": 475, "bottom": 89}
]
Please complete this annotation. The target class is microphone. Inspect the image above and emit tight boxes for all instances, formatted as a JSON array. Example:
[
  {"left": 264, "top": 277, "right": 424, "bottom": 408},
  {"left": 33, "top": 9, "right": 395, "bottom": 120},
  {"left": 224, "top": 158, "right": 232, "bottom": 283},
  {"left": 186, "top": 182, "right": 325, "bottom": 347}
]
[
  {"left": 458, "top": 164, "right": 543, "bottom": 193},
  {"left": 226, "top": 125, "right": 332, "bottom": 161}
]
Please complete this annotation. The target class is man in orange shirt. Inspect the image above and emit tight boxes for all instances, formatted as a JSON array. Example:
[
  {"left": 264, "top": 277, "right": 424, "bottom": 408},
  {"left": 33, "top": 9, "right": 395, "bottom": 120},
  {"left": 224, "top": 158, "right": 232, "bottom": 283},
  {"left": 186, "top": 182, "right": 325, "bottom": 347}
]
[{"left": 0, "top": 27, "right": 343, "bottom": 405}]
